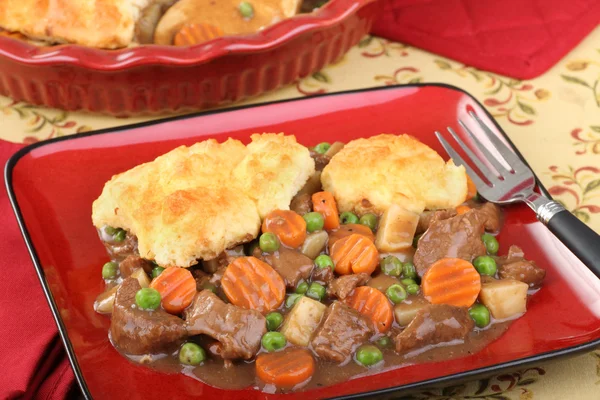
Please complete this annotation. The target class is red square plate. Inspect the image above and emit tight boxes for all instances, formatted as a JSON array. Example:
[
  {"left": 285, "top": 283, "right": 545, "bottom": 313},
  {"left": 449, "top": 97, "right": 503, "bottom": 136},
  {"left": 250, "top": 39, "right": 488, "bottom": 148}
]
[{"left": 6, "top": 84, "right": 600, "bottom": 399}]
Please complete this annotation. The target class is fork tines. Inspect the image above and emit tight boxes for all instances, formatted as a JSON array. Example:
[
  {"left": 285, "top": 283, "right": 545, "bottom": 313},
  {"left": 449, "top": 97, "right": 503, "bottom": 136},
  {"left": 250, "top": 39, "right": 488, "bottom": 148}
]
[{"left": 435, "top": 111, "right": 526, "bottom": 188}]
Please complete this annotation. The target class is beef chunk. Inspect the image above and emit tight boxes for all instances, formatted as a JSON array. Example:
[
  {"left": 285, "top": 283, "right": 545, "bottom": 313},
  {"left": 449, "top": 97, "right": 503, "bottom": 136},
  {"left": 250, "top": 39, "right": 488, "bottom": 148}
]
[
  {"left": 327, "top": 273, "right": 370, "bottom": 300},
  {"left": 311, "top": 302, "right": 372, "bottom": 364},
  {"left": 497, "top": 245, "right": 545, "bottom": 287},
  {"left": 310, "top": 150, "right": 331, "bottom": 171},
  {"left": 414, "top": 211, "right": 486, "bottom": 276},
  {"left": 184, "top": 291, "right": 266, "bottom": 359},
  {"left": 119, "top": 255, "right": 153, "bottom": 278},
  {"left": 110, "top": 278, "right": 187, "bottom": 355},
  {"left": 416, "top": 209, "right": 457, "bottom": 234},
  {"left": 262, "top": 248, "right": 314, "bottom": 289},
  {"left": 101, "top": 231, "right": 138, "bottom": 261},
  {"left": 473, "top": 202, "right": 502, "bottom": 232},
  {"left": 290, "top": 193, "right": 313, "bottom": 216},
  {"left": 311, "top": 265, "right": 334, "bottom": 284},
  {"left": 394, "top": 304, "right": 473, "bottom": 354}
]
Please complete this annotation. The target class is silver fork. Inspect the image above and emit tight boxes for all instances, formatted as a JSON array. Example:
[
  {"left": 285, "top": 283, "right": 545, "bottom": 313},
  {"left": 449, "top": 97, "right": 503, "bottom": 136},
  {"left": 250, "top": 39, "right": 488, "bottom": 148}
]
[{"left": 436, "top": 111, "right": 600, "bottom": 278}]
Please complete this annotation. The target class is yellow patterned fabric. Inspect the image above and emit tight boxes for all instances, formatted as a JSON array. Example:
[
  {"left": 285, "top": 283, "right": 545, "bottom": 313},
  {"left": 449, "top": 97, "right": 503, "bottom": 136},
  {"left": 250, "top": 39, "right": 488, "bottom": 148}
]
[{"left": 1, "top": 24, "right": 599, "bottom": 400}]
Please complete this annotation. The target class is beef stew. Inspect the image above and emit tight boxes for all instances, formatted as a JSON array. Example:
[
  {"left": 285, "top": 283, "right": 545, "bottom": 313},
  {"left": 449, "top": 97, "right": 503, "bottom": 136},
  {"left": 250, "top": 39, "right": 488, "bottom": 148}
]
[{"left": 93, "top": 137, "right": 545, "bottom": 393}]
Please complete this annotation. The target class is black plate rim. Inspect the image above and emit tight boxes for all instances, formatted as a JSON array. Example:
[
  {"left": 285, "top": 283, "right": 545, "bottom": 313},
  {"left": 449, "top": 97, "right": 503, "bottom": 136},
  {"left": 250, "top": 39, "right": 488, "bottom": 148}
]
[{"left": 5, "top": 83, "right": 598, "bottom": 400}]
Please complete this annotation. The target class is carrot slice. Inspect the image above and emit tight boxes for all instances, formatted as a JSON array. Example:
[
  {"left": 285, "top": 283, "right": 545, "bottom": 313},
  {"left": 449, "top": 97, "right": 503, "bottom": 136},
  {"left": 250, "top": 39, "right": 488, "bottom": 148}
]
[
  {"left": 328, "top": 224, "right": 375, "bottom": 252},
  {"left": 465, "top": 174, "right": 477, "bottom": 201},
  {"left": 456, "top": 205, "right": 471, "bottom": 215},
  {"left": 330, "top": 234, "right": 379, "bottom": 275},
  {"left": 421, "top": 258, "right": 481, "bottom": 307},
  {"left": 345, "top": 286, "right": 393, "bottom": 333},
  {"left": 256, "top": 348, "right": 315, "bottom": 388},
  {"left": 174, "top": 23, "right": 224, "bottom": 46},
  {"left": 262, "top": 210, "right": 307, "bottom": 248},
  {"left": 312, "top": 192, "right": 340, "bottom": 231},
  {"left": 150, "top": 267, "right": 196, "bottom": 314},
  {"left": 221, "top": 257, "right": 285, "bottom": 313}
]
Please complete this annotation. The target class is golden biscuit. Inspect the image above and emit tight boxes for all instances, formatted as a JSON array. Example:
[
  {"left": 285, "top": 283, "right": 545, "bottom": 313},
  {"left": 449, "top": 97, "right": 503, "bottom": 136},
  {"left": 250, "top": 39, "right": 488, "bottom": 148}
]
[
  {"left": 233, "top": 134, "right": 315, "bottom": 218},
  {"left": 92, "top": 134, "right": 314, "bottom": 267},
  {"left": 321, "top": 134, "right": 467, "bottom": 215}
]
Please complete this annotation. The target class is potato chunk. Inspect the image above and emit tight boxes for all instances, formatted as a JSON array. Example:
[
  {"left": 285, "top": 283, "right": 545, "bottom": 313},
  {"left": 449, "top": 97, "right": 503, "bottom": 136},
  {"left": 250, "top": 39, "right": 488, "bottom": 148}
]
[
  {"left": 280, "top": 296, "right": 327, "bottom": 346},
  {"left": 375, "top": 204, "right": 419, "bottom": 252},
  {"left": 393, "top": 297, "right": 429, "bottom": 327},
  {"left": 301, "top": 231, "right": 329, "bottom": 259},
  {"left": 479, "top": 278, "right": 528, "bottom": 320},
  {"left": 131, "top": 268, "right": 151, "bottom": 288}
]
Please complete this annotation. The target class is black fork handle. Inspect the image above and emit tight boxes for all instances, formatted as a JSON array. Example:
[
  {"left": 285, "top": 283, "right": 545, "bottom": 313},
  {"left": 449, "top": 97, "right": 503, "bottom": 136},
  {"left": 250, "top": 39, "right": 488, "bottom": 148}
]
[{"left": 546, "top": 209, "right": 600, "bottom": 278}]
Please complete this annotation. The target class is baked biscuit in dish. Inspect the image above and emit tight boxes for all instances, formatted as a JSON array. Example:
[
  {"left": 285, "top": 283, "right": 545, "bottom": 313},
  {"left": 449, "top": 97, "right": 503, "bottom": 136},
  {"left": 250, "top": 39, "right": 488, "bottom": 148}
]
[
  {"left": 92, "top": 134, "right": 314, "bottom": 267},
  {"left": 0, "top": 0, "right": 173, "bottom": 48},
  {"left": 321, "top": 134, "right": 467, "bottom": 215},
  {"left": 153, "top": 0, "right": 302, "bottom": 45},
  {"left": 233, "top": 133, "right": 315, "bottom": 219}
]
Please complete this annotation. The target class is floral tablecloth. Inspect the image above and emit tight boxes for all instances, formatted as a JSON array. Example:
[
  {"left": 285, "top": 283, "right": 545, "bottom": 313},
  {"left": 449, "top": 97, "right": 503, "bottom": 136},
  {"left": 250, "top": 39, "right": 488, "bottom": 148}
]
[{"left": 2, "top": 23, "right": 600, "bottom": 400}]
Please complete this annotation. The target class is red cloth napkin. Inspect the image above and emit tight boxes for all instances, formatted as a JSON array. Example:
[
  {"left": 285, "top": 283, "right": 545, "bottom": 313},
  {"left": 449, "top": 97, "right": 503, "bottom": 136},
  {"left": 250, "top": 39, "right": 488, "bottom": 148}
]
[
  {"left": 1, "top": 141, "right": 75, "bottom": 399},
  {"left": 371, "top": 0, "right": 600, "bottom": 80}
]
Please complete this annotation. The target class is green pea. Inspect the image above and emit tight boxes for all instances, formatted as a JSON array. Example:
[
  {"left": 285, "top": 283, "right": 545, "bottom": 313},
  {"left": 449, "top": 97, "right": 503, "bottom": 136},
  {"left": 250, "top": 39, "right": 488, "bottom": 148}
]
[
  {"left": 359, "top": 213, "right": 378, "bottom": 231},
  {"left": 259, "top": 232, "right": 280, "bottom": 253},
  {"left": 265, "top": 312, "right": 283, "bottom": 331},
  {"left": 315, "top": 254, "right": 334, "bottom": 270},
  {"left": 151, "top": 266, "right": 165, "bottom": 279},
  {"left": 135, "top": 288, "right": 161, "bottom": 310},
  {"left": 113, "top": 229, "right": 126, "bottom": 242},
  {"left": 412, "top": 233, "right": 422, "bottom": 248},
  {"left": 376, "top": 336, "right": 392, "bottom": 348},
  {"left": 313, "top": 142, "right": 331, "bottom": 154},
  {"left": 261, "top": 332, "right": 287, "bottom": 352},
  {"left": 355, "top": 344, "right": 383, "bottom": 367},
  {"left": 381, "top": 256, "right": 402, "bottom": 276},
  {"left": 469, "top": 304, "right": 491, "bottom": 328},
  {"left": 340, "top": 212, "right": 359, "bottom": 224},
  {"left": 104, "top": 226, "right": 118, "bottom": 236},
  {"left": 402, "top": 262, "right": 417, "bottom": 279},
  {"left": 307, "top": 282, "right": 326, "bottom": 301},
  {"left": 401, "top": 278, "right": 416, "bottom": 286},
  {"left": 303, "top": 212, "right": 325, "bottom": 233},
  {"left": 482, "top": 233, "right": 499, "bottom": 255},
  {"left": 296, "top": 281, "right": 309, "bottom": 294},
  {"left": 179, "top": 342, "right": 206, "bottom": 366},
  {"left": 102, "top": 261, "right": 118, "bottom": 279},
  {"left": 238, "top": 1, "right": 254, "bottom": 18},
  {"left": 473, "top": 192, "right": 480, "bottom": 202},
  {"left": 286, "top": 293, "right": 303, "bottom": 308},
  {"left": 473, "top": 255, "right": 497, "bottom": 276},
  {"left": 386, "top": 284, "right": 407, "bottom": 304},
  {"left": 406, "top": 283, "right": 420, "bottom": 295}
]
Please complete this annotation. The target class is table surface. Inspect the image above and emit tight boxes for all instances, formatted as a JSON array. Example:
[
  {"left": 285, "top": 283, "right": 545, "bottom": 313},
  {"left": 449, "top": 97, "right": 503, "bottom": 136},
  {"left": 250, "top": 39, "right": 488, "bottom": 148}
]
[{"left": 2, "top": 24, "right": 600, "bottom": 400}]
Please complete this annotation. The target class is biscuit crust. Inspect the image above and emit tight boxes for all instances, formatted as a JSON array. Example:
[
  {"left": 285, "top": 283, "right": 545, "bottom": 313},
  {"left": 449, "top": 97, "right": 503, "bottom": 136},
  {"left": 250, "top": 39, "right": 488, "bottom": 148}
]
[
  {"left": 321, "top": 134, "right": 467, "bottom": 215},
  {"left": 0, "top": 0, "right": 152, "bottom": 48},
  {"left": 92, "top": 134, "right": 314, "bottom": 267}
]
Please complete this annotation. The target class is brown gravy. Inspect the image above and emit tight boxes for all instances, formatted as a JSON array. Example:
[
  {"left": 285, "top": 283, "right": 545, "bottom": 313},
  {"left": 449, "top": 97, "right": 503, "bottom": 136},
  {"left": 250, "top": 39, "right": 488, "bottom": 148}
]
[{"left": 128, "top": 320, "right": 511, "bottom": 393}]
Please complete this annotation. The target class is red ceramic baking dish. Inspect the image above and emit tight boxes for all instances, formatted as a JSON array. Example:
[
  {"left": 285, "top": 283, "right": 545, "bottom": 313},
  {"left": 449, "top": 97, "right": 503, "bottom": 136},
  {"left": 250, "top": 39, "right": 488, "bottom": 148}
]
[
  {"left": 6, "top": 84, "right": 600, "bottom": 399},
  {"left": 0, "top": 0, "right": 378, "bottom": 115}
]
